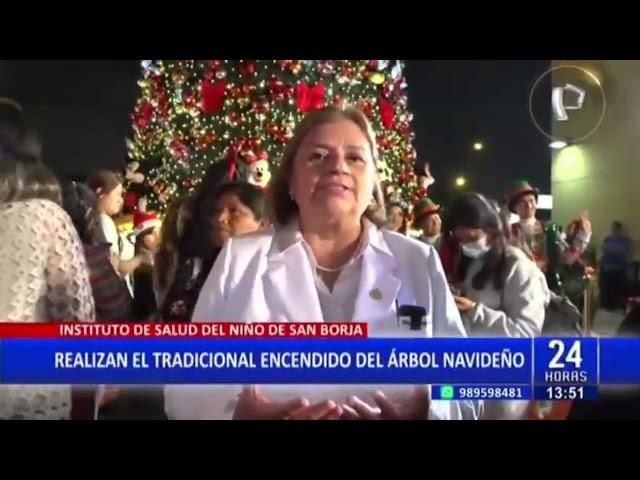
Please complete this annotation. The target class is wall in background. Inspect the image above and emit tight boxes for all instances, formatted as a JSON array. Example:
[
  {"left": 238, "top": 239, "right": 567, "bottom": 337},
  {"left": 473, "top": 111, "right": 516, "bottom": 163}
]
[{"left": 552, "top": 60, "right": 639, "bottom": 260}]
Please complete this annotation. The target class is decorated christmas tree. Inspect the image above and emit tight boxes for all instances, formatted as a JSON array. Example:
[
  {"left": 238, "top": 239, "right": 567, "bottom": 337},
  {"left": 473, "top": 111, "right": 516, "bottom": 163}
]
[{"left": 126, "top": 60, "right": 429, "bottom": 215}]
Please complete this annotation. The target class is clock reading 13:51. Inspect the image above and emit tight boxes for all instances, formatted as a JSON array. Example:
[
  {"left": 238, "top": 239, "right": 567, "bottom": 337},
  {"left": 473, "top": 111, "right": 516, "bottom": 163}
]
[{"left": 546, "top": 386, "right": 584, "bottom": 400}]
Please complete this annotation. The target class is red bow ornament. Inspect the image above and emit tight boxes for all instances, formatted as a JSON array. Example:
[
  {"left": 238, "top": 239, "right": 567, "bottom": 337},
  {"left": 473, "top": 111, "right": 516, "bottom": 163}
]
[
  {"left": 380, "top": 98, "right": 394, "bottom": 130},
  {"left": 133, "top": 102, "right": 153, "bottom": 130},
  {"left": 200, "top": 80, "right": 227, "bottom": 114},
  {"left": 296, "top": 83, "right": 326, "bottom": 113}
]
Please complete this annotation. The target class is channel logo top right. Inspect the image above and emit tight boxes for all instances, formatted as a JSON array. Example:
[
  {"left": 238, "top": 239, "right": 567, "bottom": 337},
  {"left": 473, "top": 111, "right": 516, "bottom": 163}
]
[{"left": 529, "top": 64, "right": 606, "bottom": 144}]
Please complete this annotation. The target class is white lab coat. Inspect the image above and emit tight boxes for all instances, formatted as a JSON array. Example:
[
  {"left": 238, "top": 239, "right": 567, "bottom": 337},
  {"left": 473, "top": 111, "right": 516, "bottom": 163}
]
[{"left": 164, "top": 222, "right": 481, "bottom": 420}]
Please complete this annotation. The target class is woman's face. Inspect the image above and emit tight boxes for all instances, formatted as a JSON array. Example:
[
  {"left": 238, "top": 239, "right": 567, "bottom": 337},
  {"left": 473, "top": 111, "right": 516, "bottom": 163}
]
[
  {"left": 98, "top": 183, "right": 123, "bottom": 216},
  {"left": 143, "top": 226, "right": 161, "bottom": 252},
  {"left": 453, "top": 225, "right": 488, "bottom": 245},
  {"left": 212, "top": 192, "right": 263, "bottom": 246},
  {"left": 290, "top": 119, "right": 375, "bottom": 226},
  {"left": 388, "top": 205, "right": 405, "bottom": 232}
]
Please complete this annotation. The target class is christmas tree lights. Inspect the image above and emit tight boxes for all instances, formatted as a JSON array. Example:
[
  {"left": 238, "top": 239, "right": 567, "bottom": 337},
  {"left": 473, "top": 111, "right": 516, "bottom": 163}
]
[{"left": 127, "top": 60, "right": 427, "bottom": 214}]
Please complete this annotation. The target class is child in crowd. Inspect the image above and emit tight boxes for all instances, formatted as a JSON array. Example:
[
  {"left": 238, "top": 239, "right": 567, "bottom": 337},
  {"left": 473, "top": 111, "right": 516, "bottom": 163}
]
[{"left": 88, "top": 170, "right": 152, "bottom": 297}]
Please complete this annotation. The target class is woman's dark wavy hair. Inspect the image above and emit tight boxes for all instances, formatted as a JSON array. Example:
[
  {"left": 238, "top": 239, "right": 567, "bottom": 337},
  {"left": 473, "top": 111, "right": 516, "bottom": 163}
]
[
  {"left": 61, "top": 180, "right": 99, "bottom": 244},
  {"left": 0, "top": 99, "right": 60, "bottom": 205},
  {"left": 449, "top": 192, "right": 513, "bottom": 291}
]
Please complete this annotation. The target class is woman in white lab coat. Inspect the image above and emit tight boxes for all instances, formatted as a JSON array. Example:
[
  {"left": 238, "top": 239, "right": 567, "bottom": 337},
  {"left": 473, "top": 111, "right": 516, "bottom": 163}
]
[
  {"left": 165, "top": 105, "right": 478, "bottom": 420},
  {"left": 447, "top": 193, "right": 549, "bottom": 419}
]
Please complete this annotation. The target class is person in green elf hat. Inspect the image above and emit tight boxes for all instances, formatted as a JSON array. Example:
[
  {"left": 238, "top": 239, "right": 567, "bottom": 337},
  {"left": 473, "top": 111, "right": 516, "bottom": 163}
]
[
  {"left": 413, "top": 197, "right": 443, "bottom": 250},
  {"left": 506, "top": 180, "right": 593, "bottom": 422},
  {"left": 505, "top": 180, "right": 592, "bottom": 272}
]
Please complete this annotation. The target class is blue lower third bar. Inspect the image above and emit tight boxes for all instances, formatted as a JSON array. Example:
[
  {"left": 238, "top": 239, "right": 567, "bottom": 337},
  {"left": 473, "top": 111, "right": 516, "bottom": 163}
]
[
  {"left": 431, "top": 385, "right": 532, "bottom": 401},
  {"left": 0, "top": 338, "right": 532, "bottom": 385}
]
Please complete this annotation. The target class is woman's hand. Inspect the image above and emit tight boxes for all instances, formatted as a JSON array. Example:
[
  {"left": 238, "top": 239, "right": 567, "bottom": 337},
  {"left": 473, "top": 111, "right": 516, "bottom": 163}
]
[
  {"left": 341, "top": 387, "right": 430, "bottom": 420},
  {"left": 285, "top": 400, "right": 343, "bottom": 420},
  {"left": 232, "top": 387, "right": 342, "bottom": 420},
  {"left": 453, "top": 295, "right": 477, "bottom": 312},
  {"left": 109, "top": 252, "right": 120, "bottom": 275},
  {"left": 140, "top": 249, "right": 155, "bottom": 266}
]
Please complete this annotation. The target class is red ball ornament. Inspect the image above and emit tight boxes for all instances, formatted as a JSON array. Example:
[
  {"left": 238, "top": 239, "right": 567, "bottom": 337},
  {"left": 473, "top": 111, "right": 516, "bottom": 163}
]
[
  {"left": 284, "top": 85, "right": 295, "bottom": 98},
  {"left": 204, "top": 132, "right": 217, "bottom": 145},
  {"left": 266, "top": 122, "right": 279, "bottom": 136},
  {"left": 269, "top": 78, "right": 284, "bottom": 90},
  {"left": 377, "top": 137, "right": 390, "bottom": 150},
  {"left": 381, "top": 82, "right": 394, "bottom": 98},
  {"left": 123, "top": 191, "right": 139, "bottom": 211},
  {"left": 368, "top": 60, "right": 379, "bottom": 70},
  {"left": 184, "top": 93, "right": 196, "bottom": 109},
  {"left": 246, "top": 137, "right": 261, "bottom": 150},
  {"left": 169, "top": 138, "right": 190, "bottom": 164},
  {"left": 246, "top": 63, "right": 256, "bottom": 75},
  {"left": 149, "top": 74, "right": 163, "bottom": 90}
]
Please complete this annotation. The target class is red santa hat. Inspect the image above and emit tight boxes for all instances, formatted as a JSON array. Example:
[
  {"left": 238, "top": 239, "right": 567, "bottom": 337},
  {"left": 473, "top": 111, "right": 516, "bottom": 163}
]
[
  {"left": 132, "top": 211, "right": 161, "bottom": 236},
  {"left": 240, "top": 149, "right": 268, "bottom": 164}
]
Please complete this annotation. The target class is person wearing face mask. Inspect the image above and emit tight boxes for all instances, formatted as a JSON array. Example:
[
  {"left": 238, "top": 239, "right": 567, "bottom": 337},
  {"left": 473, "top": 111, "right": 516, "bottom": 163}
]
[
  {"left": 164, "top": 105, "right": 478, "bottom": 421},
  {"left": 448, "top": 193, "right": 548, "bottom": 420},
  {"left": 449, "top": 192, "right": 548, "bottom": 338}
]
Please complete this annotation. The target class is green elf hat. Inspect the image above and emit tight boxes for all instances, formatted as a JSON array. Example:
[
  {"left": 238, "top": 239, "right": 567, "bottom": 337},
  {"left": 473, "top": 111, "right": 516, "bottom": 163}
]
[
  {"left": 505, "top": 180, "right": 539, "bottom": 213},
  {"left": 413, "top": 197, "right": 441, "bottom": 223}
]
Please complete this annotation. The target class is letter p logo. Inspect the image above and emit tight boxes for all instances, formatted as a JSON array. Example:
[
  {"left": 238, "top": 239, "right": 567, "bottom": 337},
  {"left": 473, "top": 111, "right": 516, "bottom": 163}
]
[{"left": 552, "top": 83, "right": 586, "bottom": 122}]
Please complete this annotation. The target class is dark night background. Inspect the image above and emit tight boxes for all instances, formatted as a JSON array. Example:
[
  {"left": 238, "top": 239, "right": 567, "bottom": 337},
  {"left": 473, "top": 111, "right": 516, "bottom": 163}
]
[{"left": 0, "top": 60, "right": 551, "bottom": 204}]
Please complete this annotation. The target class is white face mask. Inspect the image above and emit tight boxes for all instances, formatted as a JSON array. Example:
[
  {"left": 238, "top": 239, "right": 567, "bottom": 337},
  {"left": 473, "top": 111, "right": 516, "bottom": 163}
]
[{"left": 461, "top": 237, "right": 490, "bottom": 259}]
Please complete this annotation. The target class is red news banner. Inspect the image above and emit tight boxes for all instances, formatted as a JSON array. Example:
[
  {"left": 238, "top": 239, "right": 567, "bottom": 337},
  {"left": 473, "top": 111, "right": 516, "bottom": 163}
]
[{"left": 0, "top": 323, "right": 368, "bottom": 338}]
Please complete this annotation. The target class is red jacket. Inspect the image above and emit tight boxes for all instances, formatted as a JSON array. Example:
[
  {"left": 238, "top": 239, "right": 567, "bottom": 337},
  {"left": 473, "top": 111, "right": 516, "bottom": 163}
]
[{"left": 438, "top": 234, "right": 457, "bottom": 279}]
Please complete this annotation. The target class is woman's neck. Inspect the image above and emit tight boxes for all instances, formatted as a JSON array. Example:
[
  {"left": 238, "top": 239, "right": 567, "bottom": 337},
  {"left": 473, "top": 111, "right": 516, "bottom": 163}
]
[{"left": 300, "top": 217, "right": 363, "bottom": 270}]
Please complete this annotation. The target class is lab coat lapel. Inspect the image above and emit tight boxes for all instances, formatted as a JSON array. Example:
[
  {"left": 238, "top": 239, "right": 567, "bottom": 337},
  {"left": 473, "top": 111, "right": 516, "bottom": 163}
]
[
  {"left": 264, "top": 232, "right": 324, "bottom": 323},
  {"left": 352, "top": 228, "right": 401, "bottom": 323}
]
